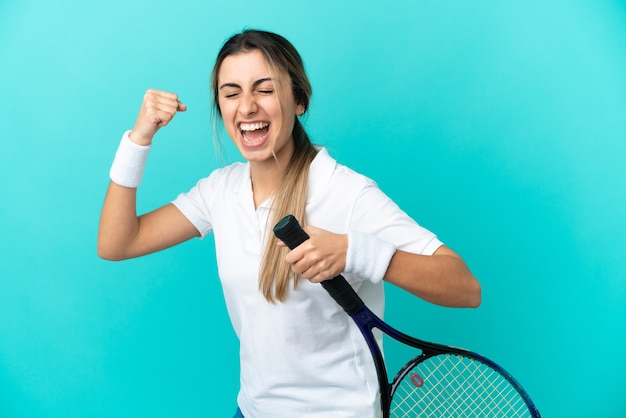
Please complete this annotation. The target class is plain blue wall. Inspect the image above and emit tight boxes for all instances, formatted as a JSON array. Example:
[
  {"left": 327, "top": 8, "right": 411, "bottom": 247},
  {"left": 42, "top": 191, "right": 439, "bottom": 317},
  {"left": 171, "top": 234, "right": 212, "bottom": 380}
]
[{"left": 1, "top": 0, "right": 625, "bottom": 416}]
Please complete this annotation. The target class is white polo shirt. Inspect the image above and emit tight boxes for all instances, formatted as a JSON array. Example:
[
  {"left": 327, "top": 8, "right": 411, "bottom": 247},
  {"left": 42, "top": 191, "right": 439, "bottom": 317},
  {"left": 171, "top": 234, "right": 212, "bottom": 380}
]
[{"left": 172, "top": 147, "right": 442, "bottom": 418}]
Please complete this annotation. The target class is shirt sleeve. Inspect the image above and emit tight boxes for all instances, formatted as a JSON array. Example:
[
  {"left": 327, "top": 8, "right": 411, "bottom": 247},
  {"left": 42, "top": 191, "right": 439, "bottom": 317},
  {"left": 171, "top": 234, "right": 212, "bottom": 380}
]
[
  {"left": 171, "top": 176, "right": 215, "bottom": 239},
  {"left": 350, "top": 180, "right": 443, "bottom": 255}
]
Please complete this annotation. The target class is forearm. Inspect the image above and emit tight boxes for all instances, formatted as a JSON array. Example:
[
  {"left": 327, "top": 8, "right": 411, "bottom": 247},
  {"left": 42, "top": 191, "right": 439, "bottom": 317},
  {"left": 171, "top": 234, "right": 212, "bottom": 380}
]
[
  {"left": 97, "top": 182, "right": 141, "bottom": 260},
  {"left": 383, "top": 247, "right": 481, "bottom": 308},
  {"left": 287, "top": 228, "right": 481, "bottom": 308}
]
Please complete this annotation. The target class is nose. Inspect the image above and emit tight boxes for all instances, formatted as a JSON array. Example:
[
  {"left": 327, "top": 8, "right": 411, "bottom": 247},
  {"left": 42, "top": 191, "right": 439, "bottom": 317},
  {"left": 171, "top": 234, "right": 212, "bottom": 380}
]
[{"left": 239, "top": 92, "right": 257, "bottom": 117}]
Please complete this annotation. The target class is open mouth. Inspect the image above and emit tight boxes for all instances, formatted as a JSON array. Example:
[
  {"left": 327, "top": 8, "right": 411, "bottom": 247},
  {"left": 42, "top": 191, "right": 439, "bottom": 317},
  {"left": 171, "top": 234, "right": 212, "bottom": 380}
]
[{"left": 240, "top": 122, "right": 270, "bottom": 146}]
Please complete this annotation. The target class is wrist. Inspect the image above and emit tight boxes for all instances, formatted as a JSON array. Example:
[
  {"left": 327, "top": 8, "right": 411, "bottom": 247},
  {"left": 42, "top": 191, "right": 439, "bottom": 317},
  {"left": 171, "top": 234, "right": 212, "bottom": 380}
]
[
  {"left": 109, "top": 130, "right": 151, "bottom": 188},
  {"left": 344, "top": 231, "right": 396, "bottom": 284},
  {"left": 128, "top": 130, "right": 153, "bottom": 146}
]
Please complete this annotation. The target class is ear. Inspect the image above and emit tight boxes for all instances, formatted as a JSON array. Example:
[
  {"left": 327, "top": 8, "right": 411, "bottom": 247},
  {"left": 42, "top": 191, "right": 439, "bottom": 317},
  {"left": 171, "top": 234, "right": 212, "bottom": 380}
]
[{"left": 296, "top": 103, "right": 306, "bottom": 116}]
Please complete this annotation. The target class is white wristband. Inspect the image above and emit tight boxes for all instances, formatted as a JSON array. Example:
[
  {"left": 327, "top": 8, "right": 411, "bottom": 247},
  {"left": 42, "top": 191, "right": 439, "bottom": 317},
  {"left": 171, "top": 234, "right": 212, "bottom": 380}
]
[
  {"left": 345, "top": 231, "right": 396, "bottom": 284},
  {"left": 109, "top": 131, "right": 151, "bottom": 188}
]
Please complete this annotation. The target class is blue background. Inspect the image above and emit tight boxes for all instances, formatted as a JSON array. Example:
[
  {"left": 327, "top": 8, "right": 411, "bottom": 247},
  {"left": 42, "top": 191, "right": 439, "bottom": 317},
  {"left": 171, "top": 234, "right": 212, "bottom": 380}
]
[{"left": 1, "top": 0, "right": 625, "bottom": 416}]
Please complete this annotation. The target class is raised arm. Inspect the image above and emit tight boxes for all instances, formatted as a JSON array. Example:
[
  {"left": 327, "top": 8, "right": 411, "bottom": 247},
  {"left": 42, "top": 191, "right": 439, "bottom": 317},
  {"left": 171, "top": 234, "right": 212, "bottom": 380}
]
[{"left": 97, "top": 89, "right": 199, "bottom": 261}]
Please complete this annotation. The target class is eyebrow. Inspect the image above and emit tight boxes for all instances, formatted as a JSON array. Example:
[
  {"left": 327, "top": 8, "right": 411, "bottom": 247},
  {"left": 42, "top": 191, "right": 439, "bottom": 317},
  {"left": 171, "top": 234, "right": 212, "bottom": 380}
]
[{"left": 219, "top": 77, "right": 274, "bottom": 90}]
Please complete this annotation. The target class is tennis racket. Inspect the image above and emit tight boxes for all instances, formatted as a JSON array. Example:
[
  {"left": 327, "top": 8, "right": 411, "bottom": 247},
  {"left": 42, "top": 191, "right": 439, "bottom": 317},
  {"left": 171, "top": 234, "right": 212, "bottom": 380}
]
[{"left": 273, "top": 215, "right": 541, "bottom": 418}]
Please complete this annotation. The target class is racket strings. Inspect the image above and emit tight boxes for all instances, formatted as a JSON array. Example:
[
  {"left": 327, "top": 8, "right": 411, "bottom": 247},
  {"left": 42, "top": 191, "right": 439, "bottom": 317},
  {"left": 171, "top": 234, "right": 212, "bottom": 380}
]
[{"left": 390, "top": 354, "right": 533, "bottom": 417}]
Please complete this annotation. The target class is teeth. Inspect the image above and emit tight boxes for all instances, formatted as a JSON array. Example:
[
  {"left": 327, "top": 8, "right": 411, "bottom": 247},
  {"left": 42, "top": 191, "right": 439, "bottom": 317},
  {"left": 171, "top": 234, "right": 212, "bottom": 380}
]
[{"left": 240, "top": 122, "right": 269, "bottom": 131}]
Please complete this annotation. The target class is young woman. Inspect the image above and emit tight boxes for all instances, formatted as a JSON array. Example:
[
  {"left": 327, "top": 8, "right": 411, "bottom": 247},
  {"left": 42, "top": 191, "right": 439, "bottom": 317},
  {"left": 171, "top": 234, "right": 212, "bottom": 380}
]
[{"left": 98, "top": 29, "right": 481, "bottom": 418}]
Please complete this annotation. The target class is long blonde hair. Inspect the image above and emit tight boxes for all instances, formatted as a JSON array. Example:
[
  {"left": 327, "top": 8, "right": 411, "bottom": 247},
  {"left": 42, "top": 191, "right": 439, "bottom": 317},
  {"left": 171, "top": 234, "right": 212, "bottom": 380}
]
[{"left": 210, "top": 30, "right": 317, "bottom": 302}]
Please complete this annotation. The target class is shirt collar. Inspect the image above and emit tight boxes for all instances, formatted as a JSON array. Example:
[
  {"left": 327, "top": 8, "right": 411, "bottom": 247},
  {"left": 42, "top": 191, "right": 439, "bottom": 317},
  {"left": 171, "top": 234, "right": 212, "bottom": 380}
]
[
  {"left": 235, "top": 146, "right": 337, "bottom": 205},
  {"left": 307, "top": 147, "right": 336, "bottom": 203}
]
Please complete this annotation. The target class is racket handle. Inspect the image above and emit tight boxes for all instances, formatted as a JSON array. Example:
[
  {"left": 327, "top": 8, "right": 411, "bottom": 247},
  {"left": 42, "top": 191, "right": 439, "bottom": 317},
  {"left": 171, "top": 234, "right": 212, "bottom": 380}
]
[
  {"left": 273, "top": 214, "right": 310, "bottom": 248},
  {"left": 319, "top": 276, "right": 366, "bottom": 316},
  {"left": 273, "top": 215, "right": 365, "bottom": 316}
]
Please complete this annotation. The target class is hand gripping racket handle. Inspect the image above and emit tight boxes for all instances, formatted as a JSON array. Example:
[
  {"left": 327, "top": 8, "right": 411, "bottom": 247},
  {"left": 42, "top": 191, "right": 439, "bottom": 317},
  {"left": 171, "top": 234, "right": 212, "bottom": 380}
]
[{"left": 273, "top": 215, "right": 365, "bottom": 316}]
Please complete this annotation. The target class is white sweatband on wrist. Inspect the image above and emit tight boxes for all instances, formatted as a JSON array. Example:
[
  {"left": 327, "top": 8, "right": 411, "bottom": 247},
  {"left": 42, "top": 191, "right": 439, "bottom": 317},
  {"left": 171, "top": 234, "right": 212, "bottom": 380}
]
[
  {"left": 345, "top": 231, "right": 396, "bottom": 284},
  {"left": 109, "top": 130, "right": 151, "bottom": 188}
]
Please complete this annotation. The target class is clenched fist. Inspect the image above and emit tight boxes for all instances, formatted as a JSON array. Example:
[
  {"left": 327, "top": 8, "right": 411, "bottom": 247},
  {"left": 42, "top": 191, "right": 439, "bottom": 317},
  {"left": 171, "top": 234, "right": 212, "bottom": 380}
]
[{"left": 129, "top": 89, "right": 187, "bottom": 146}]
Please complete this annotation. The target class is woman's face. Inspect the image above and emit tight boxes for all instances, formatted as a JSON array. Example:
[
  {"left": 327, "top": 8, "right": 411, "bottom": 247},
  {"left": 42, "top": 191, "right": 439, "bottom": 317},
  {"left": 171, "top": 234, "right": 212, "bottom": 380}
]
[{"left": 217, "top": 49, "right": 302, "bottom": 165}]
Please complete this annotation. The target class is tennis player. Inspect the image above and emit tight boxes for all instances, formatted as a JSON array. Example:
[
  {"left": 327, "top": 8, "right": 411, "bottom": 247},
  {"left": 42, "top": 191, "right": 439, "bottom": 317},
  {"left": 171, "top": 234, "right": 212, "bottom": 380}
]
[{"left": 98, "top": 29, "right": 481, "bottom": 418}]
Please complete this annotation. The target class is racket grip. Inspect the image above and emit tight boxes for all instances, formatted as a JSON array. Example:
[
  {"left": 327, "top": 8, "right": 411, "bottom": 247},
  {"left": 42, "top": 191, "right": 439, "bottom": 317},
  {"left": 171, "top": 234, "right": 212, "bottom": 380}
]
[
  {"left": 273, "top": 214, "right": 310, "bottom": 249},
  {"left": 319, "top": 277, "right": 365, "bottom": 316},
  {"left": 273, "top": 215, "right": 365, "bottom": 316}
]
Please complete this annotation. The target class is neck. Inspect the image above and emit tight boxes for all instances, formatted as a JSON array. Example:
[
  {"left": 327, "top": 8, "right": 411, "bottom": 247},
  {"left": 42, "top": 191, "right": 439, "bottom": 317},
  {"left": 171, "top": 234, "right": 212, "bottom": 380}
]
[
  {"left": 249, "top": 141, "right": 294, "bottom": 209},
  {"left": 250, "top": 160, "right": 282, "bottom": 208}
]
